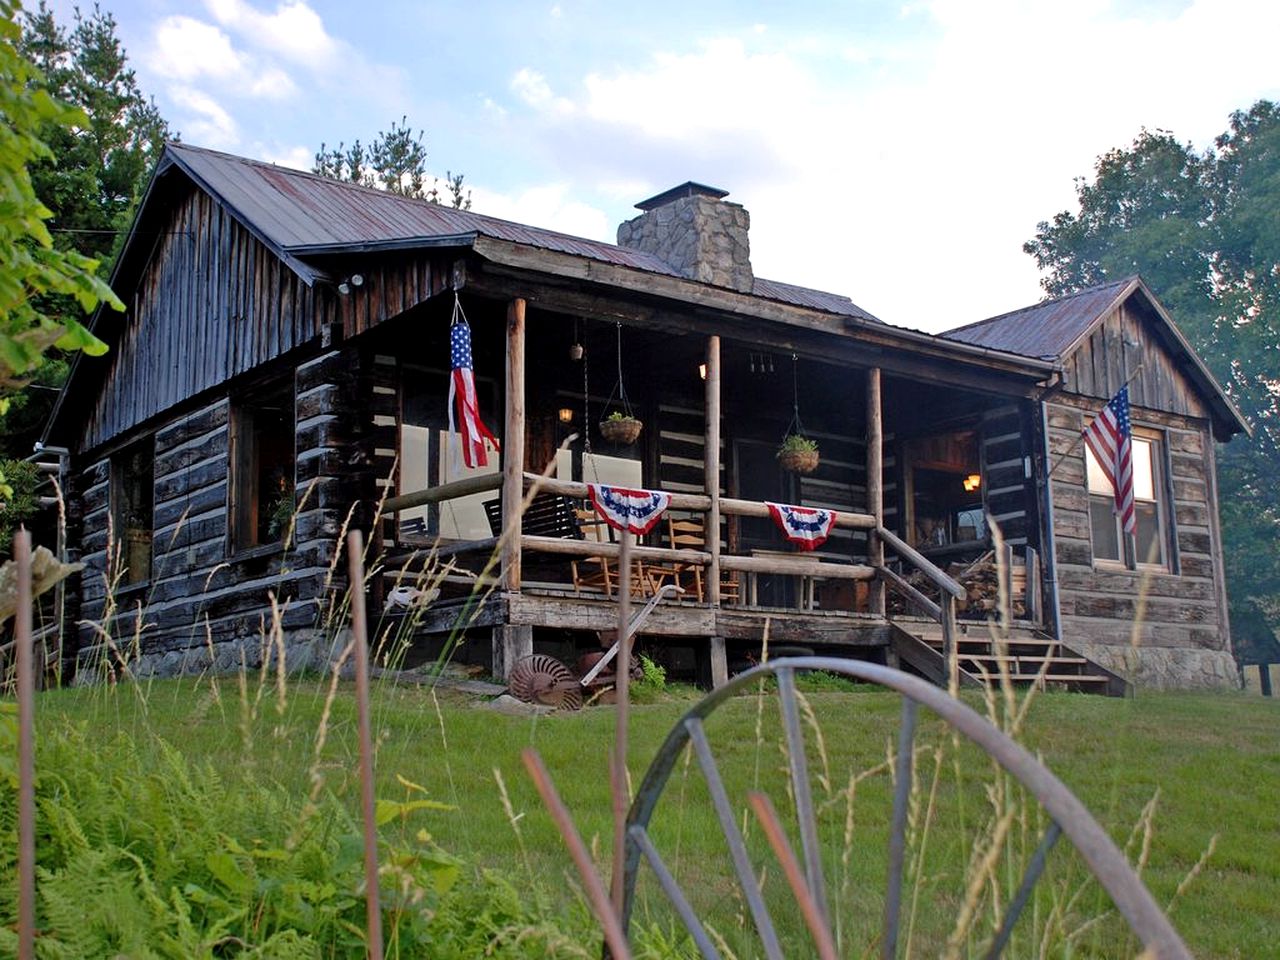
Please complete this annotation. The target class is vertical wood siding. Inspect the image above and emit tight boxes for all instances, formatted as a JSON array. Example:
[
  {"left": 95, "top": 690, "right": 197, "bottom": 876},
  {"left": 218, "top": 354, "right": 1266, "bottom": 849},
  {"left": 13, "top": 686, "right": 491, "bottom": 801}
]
[
  {"left": 83, "top": 188, "right": 335, "bottom": 450},
  {"left": 1062, "top": 301, "right": 1209, "bottom": 418}
]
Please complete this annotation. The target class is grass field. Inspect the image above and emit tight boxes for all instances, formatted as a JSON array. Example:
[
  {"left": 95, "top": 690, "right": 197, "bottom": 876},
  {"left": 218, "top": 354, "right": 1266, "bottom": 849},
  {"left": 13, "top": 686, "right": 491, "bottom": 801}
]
[{"left": 16, "top": 669, "right": 1276, "bottom": 959}]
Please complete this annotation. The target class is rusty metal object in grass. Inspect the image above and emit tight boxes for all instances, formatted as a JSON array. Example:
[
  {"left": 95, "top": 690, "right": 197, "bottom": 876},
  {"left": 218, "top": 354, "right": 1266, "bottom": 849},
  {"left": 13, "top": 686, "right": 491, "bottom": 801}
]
[
  {"left": 346, "top": 529, "right": 383, "bottom": 960},
  {"left": 617, "top": 657, "right": 1192, "bottom": 960},
  {"left": 748, "top": 791, "right": 839, "bottom": 960},
  {"left": 522, "top": 748, "right": 631, "bottom": 960},
  {"left": 15, "top": 531, "right": 35, "bottom": 960},
  {"left": 505, "top": 582, "right": 684, "bottom": 712}
]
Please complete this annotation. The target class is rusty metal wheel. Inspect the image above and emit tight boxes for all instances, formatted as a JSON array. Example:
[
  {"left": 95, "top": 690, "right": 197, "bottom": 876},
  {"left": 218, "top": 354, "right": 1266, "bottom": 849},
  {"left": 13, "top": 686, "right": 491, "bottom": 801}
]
[
  {"left": 619, "top": 658, "right": 1191, "bottom": 959},
  {"left": 508, "top": 654, "right": 584, "bottom": 711}
]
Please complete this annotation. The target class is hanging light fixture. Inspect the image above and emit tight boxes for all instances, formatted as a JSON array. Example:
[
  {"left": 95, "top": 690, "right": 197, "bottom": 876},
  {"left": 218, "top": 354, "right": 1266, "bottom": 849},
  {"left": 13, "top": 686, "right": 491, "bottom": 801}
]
[
  {"left": 963, "top": 473, "right": 982, "bottom": 492},
  {"left": 570, "top": 318, "right": 584, "bottom": 360},
  {"left": 558, "top": 407, "right": 574, "bottom": 423}
]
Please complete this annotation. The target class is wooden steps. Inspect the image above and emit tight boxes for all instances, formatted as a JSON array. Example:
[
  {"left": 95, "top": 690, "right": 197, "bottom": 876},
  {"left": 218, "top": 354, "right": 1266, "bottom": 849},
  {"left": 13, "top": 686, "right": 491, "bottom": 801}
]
[{"left": 893, "top": 620, "right": 1128, "bottom": 696}]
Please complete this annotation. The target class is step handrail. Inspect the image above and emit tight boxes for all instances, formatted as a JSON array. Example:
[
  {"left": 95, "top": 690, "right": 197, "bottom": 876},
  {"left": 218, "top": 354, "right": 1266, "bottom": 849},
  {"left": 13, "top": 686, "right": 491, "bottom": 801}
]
[
  {"left": 876, "top": 525, "right": 964, "bottom": 692},
  {"left": 876, "top": 526, "right": 965, "bottom": 600}
]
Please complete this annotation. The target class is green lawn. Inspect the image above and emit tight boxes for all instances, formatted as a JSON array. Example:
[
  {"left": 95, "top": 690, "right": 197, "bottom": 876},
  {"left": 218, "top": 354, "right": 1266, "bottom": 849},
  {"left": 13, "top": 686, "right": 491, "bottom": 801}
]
[{"left": 19, "top": 675, "right": 1280, "bottom": 958}]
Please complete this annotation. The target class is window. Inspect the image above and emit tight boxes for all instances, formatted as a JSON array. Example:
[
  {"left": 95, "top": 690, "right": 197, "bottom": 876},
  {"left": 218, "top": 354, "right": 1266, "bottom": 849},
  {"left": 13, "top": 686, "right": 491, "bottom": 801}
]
[
  {"left": 1086, "top": 432, "right": 1166, "bottom": 567},
  {"left": 230, "top": 379, "right": 295, "bottom": 551},
  {"left": 111, "top": 439, "right": 154, "bottom": 586}
]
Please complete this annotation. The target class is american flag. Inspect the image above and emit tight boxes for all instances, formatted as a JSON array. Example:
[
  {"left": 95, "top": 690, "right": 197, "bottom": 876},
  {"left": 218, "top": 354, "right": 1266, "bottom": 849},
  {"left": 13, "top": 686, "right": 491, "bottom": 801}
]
[
  {"left": 448, "top": 319, "right": 499, "bottom": 469},
  {"left": 1083, "top": 385, "right": 1135, "bottom": 535}
]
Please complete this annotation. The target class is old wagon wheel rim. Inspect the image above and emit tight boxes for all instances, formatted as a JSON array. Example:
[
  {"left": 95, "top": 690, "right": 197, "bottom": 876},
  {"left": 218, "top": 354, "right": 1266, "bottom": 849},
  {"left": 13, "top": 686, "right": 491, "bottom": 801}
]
[{"left": 620, "top": 656, "right": 1191, "bottom": 960}]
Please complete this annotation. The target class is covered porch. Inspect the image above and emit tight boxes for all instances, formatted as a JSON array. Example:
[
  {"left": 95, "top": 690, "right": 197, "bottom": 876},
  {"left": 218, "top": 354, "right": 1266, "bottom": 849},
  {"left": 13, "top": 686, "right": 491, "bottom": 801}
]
[{"left": 355, "top": 280, "right": 1051, "bottom": 685}]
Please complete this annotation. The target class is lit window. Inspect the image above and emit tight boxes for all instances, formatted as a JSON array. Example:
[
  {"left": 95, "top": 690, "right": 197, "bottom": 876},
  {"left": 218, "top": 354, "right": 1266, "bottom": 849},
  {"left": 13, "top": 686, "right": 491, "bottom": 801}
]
[{"left": 1086, "top": 435, "right": 1165, "bottom": 566}]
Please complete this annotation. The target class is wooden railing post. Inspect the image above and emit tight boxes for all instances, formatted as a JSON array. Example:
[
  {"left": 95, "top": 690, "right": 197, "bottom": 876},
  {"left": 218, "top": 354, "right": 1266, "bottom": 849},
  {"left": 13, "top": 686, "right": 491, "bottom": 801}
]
[
  {"left": 502, "top": 298, "right": 526, "bottom": 594},
  {"left": 941, "top": 594, "right": 958, "bottom": 696},
  {"left": 866, "top": 368, "right": 885, "bottom": 617},
  {"left": 1025, "top": 547, "right": 1042, "bottom": 625},
  {"left": 704, "top": 335, "right": 721, "bottom": 606}
]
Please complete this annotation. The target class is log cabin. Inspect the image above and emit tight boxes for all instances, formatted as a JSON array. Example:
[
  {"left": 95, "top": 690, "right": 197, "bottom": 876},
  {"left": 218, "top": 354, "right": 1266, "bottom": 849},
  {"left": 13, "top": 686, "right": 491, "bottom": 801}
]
[{"left": 39, "top": 143, "right": 1250, "bottom": 692}]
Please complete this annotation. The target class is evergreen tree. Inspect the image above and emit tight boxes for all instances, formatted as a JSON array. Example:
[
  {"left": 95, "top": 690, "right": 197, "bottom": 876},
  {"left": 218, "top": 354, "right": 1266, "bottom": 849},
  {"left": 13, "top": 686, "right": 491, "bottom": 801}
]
[{"left": 314, "top": 116, "right": 470, "bottom": 208}]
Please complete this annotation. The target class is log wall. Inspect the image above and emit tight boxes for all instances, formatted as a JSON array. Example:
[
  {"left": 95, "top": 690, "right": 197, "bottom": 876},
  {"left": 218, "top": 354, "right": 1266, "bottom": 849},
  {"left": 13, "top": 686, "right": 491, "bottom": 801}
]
[
  {"left": 71, "top": 341, "right": 385, "bottom": 680},
  {"left": 1044, "top": 394, "right": 1235, "bottom": 689}
]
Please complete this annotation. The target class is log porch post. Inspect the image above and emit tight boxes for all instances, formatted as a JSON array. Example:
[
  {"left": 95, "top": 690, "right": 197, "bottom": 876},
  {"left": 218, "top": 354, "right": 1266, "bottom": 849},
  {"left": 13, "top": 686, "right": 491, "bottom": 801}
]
[
  {"left": 705, "top": 336, "right": 722, "bottom": 605},
  {"left": 704, "top": 335, "right": 728, "bottom": 688},
  {"left": 501, "top": 298, "right": 526, "bottom": 594},
  {"left": 867, "top": 367, "right": 886, "bottom": 617}
]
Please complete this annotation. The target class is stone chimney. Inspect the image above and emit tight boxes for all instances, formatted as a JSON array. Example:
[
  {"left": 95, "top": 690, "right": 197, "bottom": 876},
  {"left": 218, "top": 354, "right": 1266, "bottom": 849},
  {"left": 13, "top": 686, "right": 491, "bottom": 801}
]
[{"left": 616, "top": 182, "right": 753, "bottom": 293}]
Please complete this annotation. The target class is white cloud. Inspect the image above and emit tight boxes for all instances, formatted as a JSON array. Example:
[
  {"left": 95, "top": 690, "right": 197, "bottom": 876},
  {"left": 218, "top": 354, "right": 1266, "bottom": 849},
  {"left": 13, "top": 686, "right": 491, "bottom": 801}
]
[
  {"left": 168, "top": 86, "right": 238, "bottom": 147},
  {"left": 582, "top": 39, "right": 813, "bottom": 142},
  {"left": 511, "top": 68, "right": 574, "bottom": 114},
  {"left": 147, "top": 15, "right": 296, "bottom": 99},
  {"left": 469, "top": 182, "right": 611, "bottom": 242},
  {"left": 253, "top": 143, "right": 314, "bottom": 171},
  {"left": 504, "top": 2, "right": 1280, "bottom": 330},
  {"left": 203, "top": 0, "right": 340, "bottom": 67},
  {"left": 149, "top": 17, "right": 243, "bottom": 81}
]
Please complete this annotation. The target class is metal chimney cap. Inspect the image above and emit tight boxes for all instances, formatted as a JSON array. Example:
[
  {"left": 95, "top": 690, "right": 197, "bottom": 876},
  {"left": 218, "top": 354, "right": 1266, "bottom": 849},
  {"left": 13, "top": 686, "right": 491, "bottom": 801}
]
[{"left": 634, "top": 181, "right": 730, "bottom": 211}]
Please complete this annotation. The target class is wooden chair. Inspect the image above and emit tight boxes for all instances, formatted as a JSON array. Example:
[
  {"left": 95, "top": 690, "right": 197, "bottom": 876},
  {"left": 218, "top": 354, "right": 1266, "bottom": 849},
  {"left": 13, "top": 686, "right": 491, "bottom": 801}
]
[
  {"left": 570, "top": 507, "right": 651, "bottom": 599},
  {"left": 647, "top": 514, "right": 740, "bottom": 604},
  {"left": 572, "top": 508, "right": 616, "bottom": 597}
]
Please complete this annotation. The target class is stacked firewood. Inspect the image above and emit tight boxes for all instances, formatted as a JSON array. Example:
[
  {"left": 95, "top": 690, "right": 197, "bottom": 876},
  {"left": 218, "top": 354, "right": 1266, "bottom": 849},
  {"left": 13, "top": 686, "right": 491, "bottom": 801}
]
[{"left": 949, "top": 552, "right": 1026, "bottom": 619}]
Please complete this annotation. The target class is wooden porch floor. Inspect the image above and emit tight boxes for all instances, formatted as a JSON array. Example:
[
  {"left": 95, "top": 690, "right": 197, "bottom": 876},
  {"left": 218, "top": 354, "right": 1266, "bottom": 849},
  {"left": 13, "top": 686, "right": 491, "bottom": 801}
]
[{"left": 400, "top": 586, "right": 892, "bottom": 648}]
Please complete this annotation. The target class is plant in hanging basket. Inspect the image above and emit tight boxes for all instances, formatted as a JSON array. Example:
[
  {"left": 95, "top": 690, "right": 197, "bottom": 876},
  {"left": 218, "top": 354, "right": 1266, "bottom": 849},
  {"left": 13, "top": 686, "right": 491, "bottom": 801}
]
[
  {"left": 777, "top": 433, "right": 820, "bottom": 474},
  {"left": 600, "top": 411, "right": 643, "bottom": 444}
]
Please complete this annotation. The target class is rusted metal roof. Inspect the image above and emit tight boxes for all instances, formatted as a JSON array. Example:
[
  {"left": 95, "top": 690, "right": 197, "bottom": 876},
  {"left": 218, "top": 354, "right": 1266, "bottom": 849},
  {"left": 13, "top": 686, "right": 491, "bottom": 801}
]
[
  {"left": 165, "top": 143, "right": 881, "bottom": 322},
  {"left": 941, "top": 278, "right": 1136, "bottom": 359}
]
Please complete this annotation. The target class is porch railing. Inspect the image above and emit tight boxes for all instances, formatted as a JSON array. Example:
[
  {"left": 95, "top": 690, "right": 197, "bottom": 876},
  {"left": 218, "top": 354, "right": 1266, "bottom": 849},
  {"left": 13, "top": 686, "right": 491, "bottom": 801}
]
[{"left": 382, "top": 475, "right": 964, "bottom": 647}]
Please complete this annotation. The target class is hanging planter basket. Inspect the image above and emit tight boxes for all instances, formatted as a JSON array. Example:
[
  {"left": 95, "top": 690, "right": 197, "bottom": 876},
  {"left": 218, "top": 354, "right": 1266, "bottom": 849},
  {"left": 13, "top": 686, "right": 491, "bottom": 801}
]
[
  {"left": 600, "top": 415, "right": 643, "bottom": 445},
  {"left": 778, "top": 436, "right": 820, "bottom": 474}
]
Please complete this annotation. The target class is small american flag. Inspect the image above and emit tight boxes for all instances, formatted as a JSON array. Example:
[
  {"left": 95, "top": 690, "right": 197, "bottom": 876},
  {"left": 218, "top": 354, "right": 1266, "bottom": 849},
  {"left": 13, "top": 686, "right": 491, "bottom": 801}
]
[
  {"left": 448, "top": 318, "right": 499, "bottom": 469},
  {"left": 1083, "top": 385, "right": 1135, "bottom": 535}
]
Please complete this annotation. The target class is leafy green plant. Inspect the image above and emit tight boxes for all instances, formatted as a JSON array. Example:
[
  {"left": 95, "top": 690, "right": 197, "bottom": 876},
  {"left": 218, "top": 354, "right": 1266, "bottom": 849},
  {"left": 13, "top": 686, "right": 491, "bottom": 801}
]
[
  {"left": 777, "top": 433, "right": 818, "bottom": 455},
  {"left": 604, "top": 411, "right": 638, "bottom": 423},
  {"left": 266, "top": 481, "right": 295, "bottom": 540},
  {"left": 0, "top": 0, "right": 119, "bottom": 394},
  {"left": 636, "top": 653, "right": 666, "bottom": 692},
  {"left": 0, "top": 456, "right": 39, "bottom": 550}
]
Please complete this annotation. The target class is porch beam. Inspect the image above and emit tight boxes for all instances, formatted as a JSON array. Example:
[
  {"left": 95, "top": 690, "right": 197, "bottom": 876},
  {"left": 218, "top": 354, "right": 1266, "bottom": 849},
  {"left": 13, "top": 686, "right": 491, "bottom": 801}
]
[
  {"left": 522, "top": 473, "right": 711, "bottom": 512},
  {"left": 521, "top": 535, "right": 710, "bottom": 566},
  {"left": 867, "top": 367, "right": 886, "bottom": 616},
  {"left": 382, "top": 473, "right": 503, "bottom": 514},
  {"left": 705, "top": 335, "right": 722, "bottom": 606},
  {"left": 502, "top": 298, "right": 526, "bottom": 593},
  {"left": 519, "top": 472, "right": 875, "bottom": 528},
  {"left": 720, "top": 555, "right": 875, "bottom": 580}
]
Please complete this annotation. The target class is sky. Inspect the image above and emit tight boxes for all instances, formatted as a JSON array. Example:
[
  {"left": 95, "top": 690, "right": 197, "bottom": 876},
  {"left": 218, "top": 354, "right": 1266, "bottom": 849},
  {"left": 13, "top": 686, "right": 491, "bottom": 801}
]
[{"left": 41, "top": 0, "right": 1280, "bottom": 332}]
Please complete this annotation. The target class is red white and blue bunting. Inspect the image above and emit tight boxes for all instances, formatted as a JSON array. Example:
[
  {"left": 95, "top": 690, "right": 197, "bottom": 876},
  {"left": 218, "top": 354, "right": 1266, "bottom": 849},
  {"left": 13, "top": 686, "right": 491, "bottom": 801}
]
[
  {"left": 587, "top": 483, "right": 671, "bottom": 536},
  {"left": 766, "top": 501, "right": 837, "bottom": 551}
]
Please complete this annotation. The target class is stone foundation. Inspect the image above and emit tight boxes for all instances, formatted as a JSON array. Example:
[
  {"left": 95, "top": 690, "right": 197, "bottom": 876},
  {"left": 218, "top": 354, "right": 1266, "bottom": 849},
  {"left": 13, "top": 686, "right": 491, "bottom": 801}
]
[
  {"left": 1073, "top": 641, "right": 1240, "bottom": 690},
  {"left": 73, "top": 628, "right": 345, "bottom": 684}
]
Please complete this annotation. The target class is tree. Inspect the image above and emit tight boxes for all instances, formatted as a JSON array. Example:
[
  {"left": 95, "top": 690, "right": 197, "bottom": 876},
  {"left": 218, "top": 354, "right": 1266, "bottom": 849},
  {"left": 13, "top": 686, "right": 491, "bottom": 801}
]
[
  {"left": 1025, "top": 102, "right": 1280, "bottom": 648},
  {"left": 314, "top": 116, "right": 471, "bottom": 208},
  {"left": 0, "top": 0, "right": 118, "bottom": 393},
  {"left": 20, "top": 2, "right": 170, "bottom": 266},
  {"left": 0, "top": 2, "right": 166, "bottom": 458}
]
